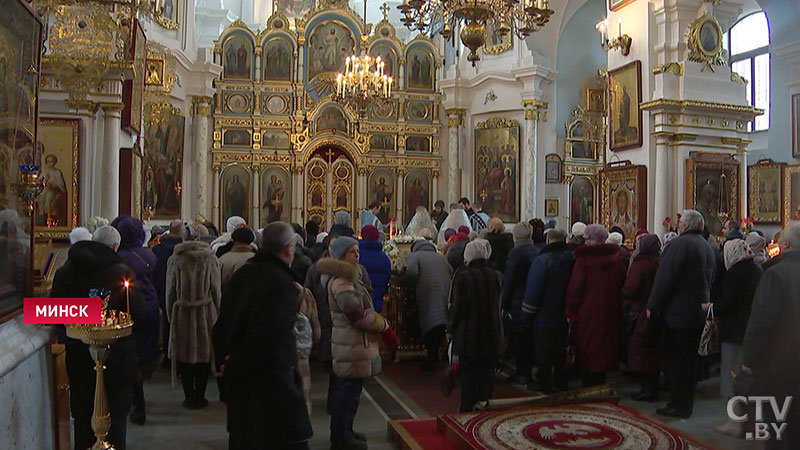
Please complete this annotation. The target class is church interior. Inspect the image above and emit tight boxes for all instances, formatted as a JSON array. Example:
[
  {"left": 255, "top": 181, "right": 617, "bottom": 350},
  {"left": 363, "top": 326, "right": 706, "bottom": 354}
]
[{"left": 2, "top": 0, "right": 800, "bottom": 448}]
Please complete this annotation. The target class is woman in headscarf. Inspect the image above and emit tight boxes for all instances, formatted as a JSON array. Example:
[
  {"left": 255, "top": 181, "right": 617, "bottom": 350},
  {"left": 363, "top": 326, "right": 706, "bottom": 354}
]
[
  {"left": 745, "top": 232, "right": 768, "bottom": 266},
  {"left": 445, "top": 226, "right": 471, "bottom": 270},
  {"left": 482, "top": 217, "right": 514, "bottom": 273},
  {"left": 406, "top": 205, "right": 438, "bottom": 237},
  {"left": 623, "top": 233, "right": 662, "bottom": 402},
  {"left": 437, "top": 209, "right": 471, "bottom": 245},
  {"left": 711, "top": 239, "right": 762, "bottom": 437},
  {"left": 448, "top": 238, "right": 503, "bottom": 411}
]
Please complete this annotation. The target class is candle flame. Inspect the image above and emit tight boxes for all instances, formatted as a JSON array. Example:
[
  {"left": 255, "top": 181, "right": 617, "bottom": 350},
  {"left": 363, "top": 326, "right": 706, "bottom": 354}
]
[{"left": 124, "top": 280, "right": 130, "bottom": 288}]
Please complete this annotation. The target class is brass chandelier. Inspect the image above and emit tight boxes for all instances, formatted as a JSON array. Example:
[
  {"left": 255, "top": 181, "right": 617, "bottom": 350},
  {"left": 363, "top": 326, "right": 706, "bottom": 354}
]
[
  {"left": 398, "top": 0, "right": 553, "bottom": 65},
  {"left": 334, "top": 50, "right": 393, "bottom": 117}
]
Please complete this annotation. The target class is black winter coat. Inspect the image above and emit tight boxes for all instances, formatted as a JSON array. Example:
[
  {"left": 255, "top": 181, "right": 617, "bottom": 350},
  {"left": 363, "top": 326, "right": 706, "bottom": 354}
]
[
  {"left": 213, "top": 251, "right": 313, "bottom": 444},
  {"left": 500, "top": 243, "right": 539, "bottom": 332},
  {"left": 50, "top": 241, "right": 144, "bottom": 388},
  {"left": 448, "top": 259, "right": 503, "bottom": 359},
  {"left": 152, "top": 235, "right": 181, "bottom": 309},
  {"left": 521, "top": 242, "right": 575, "bottom": 330},
  {"left": 446, "top": 240, "right": 468, "bottom": 270},
  {"left": 716, "top": 259, "right": 762, "bottom": 344},
  {"left": 647, "top": 231, "right": 717, "bottom": 330},
  {"left": 485, "top": 232, "right": 514, "bottom": 273}
]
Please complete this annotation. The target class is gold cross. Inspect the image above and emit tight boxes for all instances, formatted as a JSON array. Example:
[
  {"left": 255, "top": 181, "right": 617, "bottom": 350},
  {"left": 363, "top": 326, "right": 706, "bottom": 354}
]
[{"left": 380, "top": 2, "right": 389, "bottom": 20}]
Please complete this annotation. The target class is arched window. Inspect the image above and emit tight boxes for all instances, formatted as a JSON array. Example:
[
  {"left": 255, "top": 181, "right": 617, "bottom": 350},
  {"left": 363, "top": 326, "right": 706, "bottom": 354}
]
[{"left": 726, "top": 12, "right": 770, "bottom": 131}]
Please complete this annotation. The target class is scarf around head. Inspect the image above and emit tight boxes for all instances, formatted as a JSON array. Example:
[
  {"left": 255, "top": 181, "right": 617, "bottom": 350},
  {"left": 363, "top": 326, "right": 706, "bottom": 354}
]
[{"left": 724, "top": 238, "right": 754, "bottom": 270}]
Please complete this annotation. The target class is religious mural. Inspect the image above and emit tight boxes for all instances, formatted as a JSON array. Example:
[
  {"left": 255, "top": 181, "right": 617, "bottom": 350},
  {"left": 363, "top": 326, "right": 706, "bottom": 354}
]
[
  {"left": 404, "top": 170, "right": 430, "bottom": 226},
  {"left": 261, "top": 166, "right": 291, "bottom": 226},
  {"left": 748, "top": 161, "right": 783, "bottom": 224},
  {"left": 600, "top": 165, "right": 647, "bottom": 245},
  {"left": 315, "top": 106, "right": 348, "bottom": 133},
  {"left": 144, "top": 113, "right": 184, "bottom": 220},
  {"left": 0, "top": 0, "right": 41, "bottom": 132},
  {"left": 263, "top": 38, "right": 292, "bottom": 81},
  {"left": 686, "top": 154, "right": 739, "bottom": 235},
  {"left": 221, "top": 164, "right": 250, "bottom": 223},
  {"left": 367, "top": 168, "right": 395, "bottom": 225},
  {"left": 570, "top": 177, "right": 594, "bottom": 225},
  {"left": 223, "top": 129, "right": 252, "bottom": 147},
  {"left": 369, "top": 134, "right": 394, "bottom": 151},
  {"left": 277, "top": 0, "right": 314, "bottom": 20},
  {"left": 608, "top": 60, "right": 642, "bottom": 151},
  {"left": 35, "top": 119, "right": 79, "bottom": 232},
  {"left": 307, "top": 22, "right": 355, "bottom": 80},
  {"left": 369, "top": 43, "right": 397, "bottom": 79},
  {"left": 406, "top": 46, "right": 434, "bottom": 90},
  {"left": 223, "top": 34, "right": 253, "bottom": 80},
  {"left": 474, "top": 118, "right": 520, "bottom": 222},
  {"left": 405, "top": 135, "right": 430, "bottom": 152}
]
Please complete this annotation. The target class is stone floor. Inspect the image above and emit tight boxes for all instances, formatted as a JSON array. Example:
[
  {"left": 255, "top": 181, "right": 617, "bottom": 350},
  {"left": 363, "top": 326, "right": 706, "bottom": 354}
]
[{"left": 127, "top": 363, "right": 763, "bottom": 450}]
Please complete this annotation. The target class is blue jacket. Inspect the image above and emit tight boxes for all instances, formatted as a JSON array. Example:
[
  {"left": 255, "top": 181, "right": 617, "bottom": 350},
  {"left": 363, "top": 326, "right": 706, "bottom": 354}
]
[
  {"left": 358, "top": 239, "right": 391, "bottom": 312},
  {"left": 500, "top": 243, "right": 540, "bottom": 333},
  {"left": 521, "top": 241, "right": 575, "bottom": 329}
]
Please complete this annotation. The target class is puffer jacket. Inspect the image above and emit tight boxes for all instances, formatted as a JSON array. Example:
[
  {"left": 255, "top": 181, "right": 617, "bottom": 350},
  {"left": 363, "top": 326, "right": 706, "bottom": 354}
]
[{"left": 316, "top": 258, "right": 388, "bottom": 379}]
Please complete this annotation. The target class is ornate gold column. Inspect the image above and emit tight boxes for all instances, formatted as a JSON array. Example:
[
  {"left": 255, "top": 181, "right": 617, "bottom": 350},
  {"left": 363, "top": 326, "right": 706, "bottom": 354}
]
[
  {"left": 251, "top": 166, "right": 260, "bottom": 226},
  {"left": 397, "top": 167, "right": 407, "bottom": 226},
  {"left": 521, "top": 99, "right": 547, "bottom": 220},
  {"left": 292, "top": 165, "right": 305, "bottom": 224},
  {"left": 212, "top": 164, "right": 221, "bottom": 227},
  {"left": 357, "top": 166, "right": 369, "bottom": 225},
  {"left": 99, "top": 102, "right": 123, "bottom": 220},
  {"left": 192, "top": 96, "right": 212, "bottom": 221},
  {"left": 445, "top": 108, "right": 466, "bottom": 204}
]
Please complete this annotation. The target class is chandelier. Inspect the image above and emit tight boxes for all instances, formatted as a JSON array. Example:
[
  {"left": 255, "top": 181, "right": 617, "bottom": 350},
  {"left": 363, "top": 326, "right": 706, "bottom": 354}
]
[
  {"left": 334, "top": 54, "right": 393, "bottom": 117},
  {"left": 398, "top": 0, "right": 553, "bottom": 65}
]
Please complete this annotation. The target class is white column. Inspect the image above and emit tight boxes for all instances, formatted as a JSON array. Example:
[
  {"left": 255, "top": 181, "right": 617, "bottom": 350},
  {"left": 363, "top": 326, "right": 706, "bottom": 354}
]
[
  {"left": 251, "top": 168, "right": 260, "bottom": 226},
  {"left": 432, "top": 170, "right": 440, "bottom": 204},
  {"left": 445, "top": 109, "right": 465, "bottom": 203},
  {"left": 77, "top": 106, "right": 96, "bottom": 224},
  {"left": 100, "top": 103, "right": 122, "bottom": 220},
  {"left": 212, "top": 167, "right": 220, "bottom": 227},
  {"left": 653, "top": 133, "right": 673, "bottom": 236},
  {"left": 357, "top": 167, "right": 367, "bottom": 221},
  {"left": 192, "top": 97, "right": 212, "bottom": 221},
  {"left": 397, "top": 169, "right": 406, "bottom": 226},
  {"left": 523, "top": 110, "right": 535, "bottom": 221}
]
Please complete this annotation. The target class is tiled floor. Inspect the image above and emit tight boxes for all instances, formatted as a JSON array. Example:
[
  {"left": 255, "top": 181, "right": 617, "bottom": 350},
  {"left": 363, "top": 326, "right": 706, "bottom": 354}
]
[{"left": 127, "top": 363, "right": 762, "bottom": 450}]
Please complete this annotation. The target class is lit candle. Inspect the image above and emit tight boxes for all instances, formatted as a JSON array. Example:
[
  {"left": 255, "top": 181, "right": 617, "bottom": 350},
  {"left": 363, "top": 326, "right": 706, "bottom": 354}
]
[
  {"left": 388, "top": 77, "right": 392, "bottom": 96},
  {"left": 123, "top": 280, "right": 130, "bottom": 316},
  {"left": 337, "top": 73, "right": 342, "bottom": 95}
]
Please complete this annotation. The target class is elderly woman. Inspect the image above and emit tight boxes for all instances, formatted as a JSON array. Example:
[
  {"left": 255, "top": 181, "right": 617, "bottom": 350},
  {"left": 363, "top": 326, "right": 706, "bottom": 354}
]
[
  {"left": 316, "top": 237, "right": 397, "bottom": 449},
  {"left": 358, "top": 225, "right": 391, "bottom": 312},
  {"left": 482, "top": 217, "right": 513, "bottom": 273},
  {"left": 712, "top": 239, "right": 763, "bottom": 436},
  {"left": 406, "top": 205, "right": 438, "bottom": 237},
  {"left": 445, "top": 226, "right": 471, "bottom": 271},
  {"left": 745, "top": 232, "right": 769, "bottom": 266},
  {"left": 437, "top": 208, "right": 471, "bottom": 245},
  {"left": 564, "top": 224, "right": 626, "bottom": 387},
  {"left": 448, "top": 239, "right": 504, "bottom": 411}
]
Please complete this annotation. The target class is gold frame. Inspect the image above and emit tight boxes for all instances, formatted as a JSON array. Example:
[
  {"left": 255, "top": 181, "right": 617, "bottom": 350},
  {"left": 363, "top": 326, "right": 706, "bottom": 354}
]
[
  {"left": 685, "top": 153, "right": 740, "bottom": 234},
  {"left": 259, "top": 165, "right": 292, "bottom": 226},
  {"left": 748, "top": 160, "right": 784, "bottom": 224},
  {"left": 405, "top": 45, "right": 435, "bottom": 91},
  {"left": 545, "top": 199, "right": 559, "bottom": 217},
  {"left": 34, "top": 119, "right": 80, "bottom": 239},
  {"left": 688, "top": 13, "right": 725, "bottom": 68},
  {"left": 405, "top": 100, "right": 432, "bottom": 122},
  {"left": 219, "top": 163, "right": 252, "bottom": 225},
  {"left": 224, "top": 92, "right": 253, "bottom": 114},
  {"left": 599, "top": 164, "right": 647, "bottom": 246},
  {"left": 405, "top": 134, "right": 432, "bottom": 152},
  {"left": 783, "top": 165, "right": 800, "bottom": 225},
  {"left": 569, "top": 176, "right": 596, "bottom": 226},
  {"left": 305, "top": 19, "right": 357, "bottom": 84},
  {"left": 222, "top": 128, "right": 253, "bottom": 147},
  {"left": 153, "top": 0, "right": 179, "bottom": 30},
  {"left": 222, "top": 33, "right": 255, "bottom": 80},
  {"left": 262, "top": 36, "right": 294, "bottom": 82},
  {"left": 474, "top": 116, "right": 521, "bottom": 222}
]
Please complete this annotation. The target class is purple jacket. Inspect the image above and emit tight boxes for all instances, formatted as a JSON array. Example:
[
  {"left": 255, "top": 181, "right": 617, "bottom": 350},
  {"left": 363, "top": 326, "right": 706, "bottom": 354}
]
[{"left": 112, "top": 215, "right": 160, "bottom": 367}]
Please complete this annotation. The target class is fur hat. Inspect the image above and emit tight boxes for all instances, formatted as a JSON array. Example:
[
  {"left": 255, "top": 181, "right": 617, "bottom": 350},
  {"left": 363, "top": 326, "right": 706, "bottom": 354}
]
[
  {"left": 361, "top": 224, "right": 379, "bottom": 241},
  {"left": 464, "top": 238, "right": 492, "bottom": 264},
  {"left": 329, "top": 236, "right": 358, "bottom": 259},
  {"left": 571, "top": 222, "right": 587, "bottom": 237},
  {"left": 606, "top": 232, "right": 623, "bottom": 246},
  {"left": 457, "top": 225, "right": 470, "bottom": 234},
  {"left": 334, "top": 210, "right": 351, "bottom": 226},
  {"left": 512, "top": 222, "right": 534, "bottom": 244},
  {"left": 583, "top": 224, "right": 609, "bottom": 243}
]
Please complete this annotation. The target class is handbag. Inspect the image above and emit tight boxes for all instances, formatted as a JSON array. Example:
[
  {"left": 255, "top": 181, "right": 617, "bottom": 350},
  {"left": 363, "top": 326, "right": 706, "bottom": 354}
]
[{"left": 698, "top": 303, "right": 719, "bottom": 356}]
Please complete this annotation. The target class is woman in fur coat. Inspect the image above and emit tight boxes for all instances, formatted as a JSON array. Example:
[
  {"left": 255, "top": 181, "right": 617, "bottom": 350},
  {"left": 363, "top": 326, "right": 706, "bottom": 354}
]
[{"left": 166, "top": 223, "right": 221, "bottom": 409}]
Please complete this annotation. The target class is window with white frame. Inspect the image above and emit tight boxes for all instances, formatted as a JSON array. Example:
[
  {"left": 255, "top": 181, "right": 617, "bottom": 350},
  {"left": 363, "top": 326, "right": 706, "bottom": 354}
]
[{"left": 725, "top": 12, "right": 770, "bottom": 131}]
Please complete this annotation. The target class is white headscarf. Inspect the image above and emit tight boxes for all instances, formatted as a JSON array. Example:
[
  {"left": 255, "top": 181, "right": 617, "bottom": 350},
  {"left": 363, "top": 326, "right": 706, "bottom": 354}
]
[
  {"left": 464, "top": 238, "right": 492, "bottom": 264},
  {"left": 437, "top": 209, "right": 471, "bottom": 245},
  {"left": 723, "top": 239, "right": 754, "bottom": 270},
  {"left": 406, "top": 206, "right": 438, "bottom": 237}
]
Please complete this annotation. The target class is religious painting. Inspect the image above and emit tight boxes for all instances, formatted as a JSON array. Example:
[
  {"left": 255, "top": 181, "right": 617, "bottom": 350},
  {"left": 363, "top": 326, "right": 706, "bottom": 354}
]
[
  {"left": 144, "top": 113, "right": 184, "bottom": 220},
  {"left": 369, "top": 43, "right": 397, "bottom": 80},
  {"left": 221, "top": 164, "right": 250, "bottom": 224},
  {"left": 609, "top": 0, "right": 635, "bottom": 11},
  {"left": 264, "top": 94, "right": 289, "bottom": 115},
  {"left": 600, "top": 164, "right": 647, "bottom": 245},
  {"left": 145, "top": 58, "right": 165, "bottom": 86},
  {"left": 222, "top": 129, "right": 252, "bottom": 147},
  {"left": 315, "top": 106, "right": 348, "bottom": 134},
  {"left": 608, "top": 60, "right": 642, "bottom": 151},
  {"left": 474, "top": 117, "right": 520, "bottom": 222},
  {"left": 307, "top": 21, "right": 356, "bottom": 81},
  {"left": 784, "top": 166, "right": 800, "bottom": 225},
  {"left": 261, "top": 166, "right": 291, "bottom": 226},
  {"left": 332, "top": 160, "right": 353, "bottom": 214},
  {"left": 0, "top": 0, "right": 42, "bottom": 134},
  {"left": 370, "top": 99, "right": 395, "bottom": 120},
  {"left": 306, "top": 159, "right": 327, "bottom": 228},
  {"left": 545, "top": 199, "right": 558, "bottom": 217},
  {"left": 570, "top": 176, "right": 594, "bottom": 225},
  {"left": 262, "top": 130, "right": 290, "bottom": 149},
  {"left": 587, "top": 88, "right": 605, "bottom": 112},
  {"left": 483, "top": 18, "right": 512, "bottom": 55},
  {"left": 369, "top": 134, "right": 394, "bottom": 151},
  {"left": 276, "top": 0, "right": 313, "bottom": 19},
  {"left": 223, "top": 34, "right": 254, "bottom": 80},
  {"left": 225, "top": 93, "right": 251, "bottom": 114},
  {"left": 545, "top": 154, "right": 562, "bottom": 183},
  {"left": 404, "top": 170, "right": 430, "bottom": 225},
  {"left": 567, "top": 120, "right": 594, "bottom": 159},
  {"left": 122, "top": 20, "right": 146, "bottom": 134},
  {"left": 792, "top": 94, "right": 800, "bottom": 158},
  {"left": 406, "top": 46, "right": 434, "bottom": 90},
  {"left": 405, "top": 135, "right": 430, "bottom": 152},
  {"left": 35, "top": 119, "right": 79, "bottom": 234},
  {"left": 367, "top": 167, "right": 395, "bottom": 225},
  {"left": 748, "top": 160, "right": 784, "bottom": 224},
  {"left": 263, "top": 37, "right": 292, "bottom": 81},
  {"left": 685, "top": 153, "right": 739, "bottom": 236},
  {"left": 154, "top": 0, "right": 179, "bottom": 29},
  {"left": 406, "top": 101, "right": 431, "bottom": 122}
]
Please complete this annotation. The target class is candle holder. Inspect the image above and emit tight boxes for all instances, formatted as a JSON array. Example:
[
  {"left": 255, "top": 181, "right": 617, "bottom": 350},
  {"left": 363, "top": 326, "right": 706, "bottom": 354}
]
[
  {"left": 596, "top": 19, "right": 632, "bottom": 56},
  {"left": 17, "top": 164, "right": 44, "bottom": 216}
]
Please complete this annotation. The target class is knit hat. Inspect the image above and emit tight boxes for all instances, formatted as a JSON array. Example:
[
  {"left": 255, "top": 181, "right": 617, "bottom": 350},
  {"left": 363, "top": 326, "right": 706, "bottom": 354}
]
[
  {"left": 151, "top": 225, "right": 165, "bottom": 237},
  {"left": 334, "top": 210, "right": 351, "bottom": 226},
  {"left": 606, "top": 232, "right": 623, "bottom": 246},
  {"left": 315, "top": 231, "right": 329, "bottom": 244},
  {"left": 361, "top": 224, "right": 379, "bottom": 241},
  {"left": 583, "top": 224, "right": 609, "bottom": 243},
  {"left": 464, "top": 238, "right": 492, "bottom": 264},
  {"left": 226, "top": 216, "right": 246, "bottom": 233},
  {"left": 724, "top": 238, "right": 754, "bottom": 270},
  {"left": 329, "top": 236, "right": 358, "bottom": 259},
  {"left": 232, "top": 227, "right": 255, "bottom": 244},
  {"left": 571, "top": 222, "right": 586, "bottom": 237},
  {"left": 457, "top": 225, "right": 470, "bottom": 235},
  {"left": 444, "top": 229, "right": 456, "bottom": 241},
  {"left": 512, "top": 222, "right": 534, "bottom": 244}
]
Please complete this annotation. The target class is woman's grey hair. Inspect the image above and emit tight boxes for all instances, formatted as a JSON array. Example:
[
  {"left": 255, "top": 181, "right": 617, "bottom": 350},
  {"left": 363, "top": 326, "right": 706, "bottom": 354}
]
[
  {"left": 681, "top": 209, "right": 705, "bottom": 233},
  {"left": 185, "top": 223, "right": 209, "bottom": 241},
  {"left": 781, "top": 221, "right": 800, "bottom": 250},
  {"left": 93, "top": 225, "right": 121, "bottom": 249},
  {"left": 69, "top": 227, "right": 93, "bottom": 244},
  {"left": 262, "top": 221, "right": 295, "bottom": 254}
]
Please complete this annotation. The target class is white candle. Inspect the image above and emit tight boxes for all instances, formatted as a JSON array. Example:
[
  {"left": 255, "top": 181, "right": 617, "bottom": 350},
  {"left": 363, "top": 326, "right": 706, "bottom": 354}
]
[
  {"left": 618, "top": 17, "right": 622, "bottom": 37},
  {"left": 124, "top": 280, "right": 130, "bottom": 315}
]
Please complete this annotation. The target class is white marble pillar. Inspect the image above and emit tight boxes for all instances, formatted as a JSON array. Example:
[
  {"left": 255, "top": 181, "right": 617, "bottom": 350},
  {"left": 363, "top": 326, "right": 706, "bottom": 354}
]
[
  {"left": 77, "top": 106, "right": 96, "bottom": 223},
  {"left": 255, "top": 49, "right": 262, "bottom": 82},
  {"left": 100, "top": 103, "right": 122, "bottom": 220},
  {"left": 192, "top": 97, "right": 212, "bottom": 221},
  {"left": 445, "top": 109, "right": 465, "bottom": 204},
  {"left": 653, "top": 132, "right": 674, "bottom": 236},
  {"left": 212, "top": 167, "right": 220, "bottom": 227},
  {"left": 396, "top": 169, "right": 406, "bottom": 226},
  {"left": 432, "top": 170, "right": 440, "bottom": 204},
  {"left": 523, "top": 109, "right": 536, "bottom": 221},
  {"left": 251, "top": 168, "right": 260, "bottom": 226}
]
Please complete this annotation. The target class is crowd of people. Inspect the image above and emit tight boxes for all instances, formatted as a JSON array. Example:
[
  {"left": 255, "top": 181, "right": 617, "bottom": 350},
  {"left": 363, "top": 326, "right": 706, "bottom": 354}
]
[{"left": 51, "top": 198, "right": 800, "bottom": 450}]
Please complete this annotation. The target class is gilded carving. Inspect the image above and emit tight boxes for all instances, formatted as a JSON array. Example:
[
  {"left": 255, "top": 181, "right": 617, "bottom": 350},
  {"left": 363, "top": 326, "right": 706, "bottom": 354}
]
[
  {"left": 475, "top": 117, "right": 519, "bottom": 129},
  {"left": 653, "top": 62, "right": 684, "bottom": 76}
]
